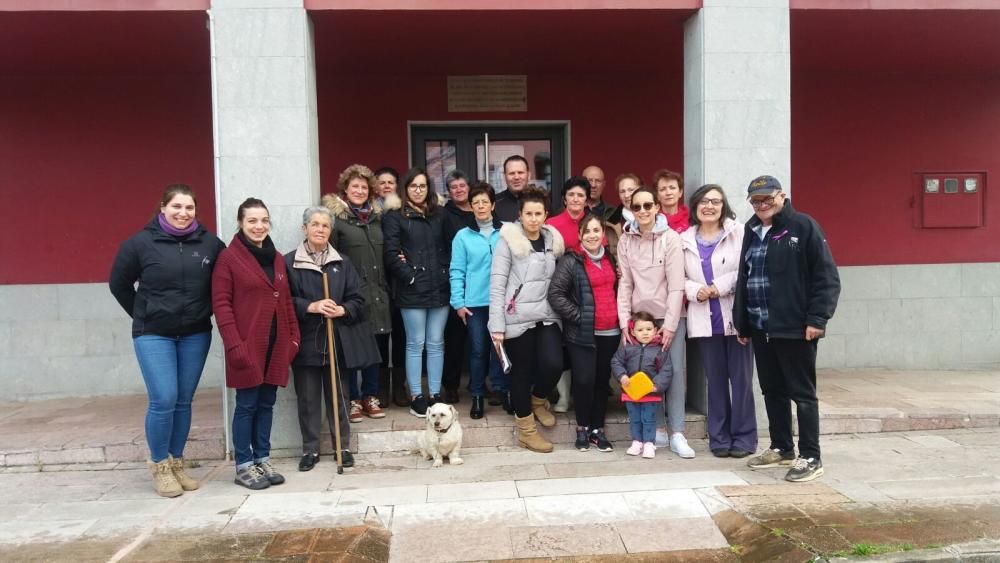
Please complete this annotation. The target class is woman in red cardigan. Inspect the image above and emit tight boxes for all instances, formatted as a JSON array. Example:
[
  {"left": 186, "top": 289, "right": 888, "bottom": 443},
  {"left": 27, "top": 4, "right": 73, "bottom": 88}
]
[{"left": 212, "top": 198, "right": 300, "bottom": 490}]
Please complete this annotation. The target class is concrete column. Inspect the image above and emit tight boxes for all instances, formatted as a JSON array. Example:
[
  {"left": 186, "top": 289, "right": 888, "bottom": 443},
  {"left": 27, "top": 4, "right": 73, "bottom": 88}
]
[
  {"left": 682, "top": 1, "right": 791, "bottom": 416},
  {"left": 683, "top": 0, "right": 791, "bottom": 222},
  {"left": 210, "top": 0, "right": 321, "bottom": 457}
]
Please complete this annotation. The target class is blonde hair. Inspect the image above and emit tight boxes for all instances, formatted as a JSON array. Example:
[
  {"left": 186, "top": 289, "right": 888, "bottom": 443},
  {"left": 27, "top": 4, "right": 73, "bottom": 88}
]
[{"left": 336, "top": 164, "right": 375, "bottom": 200}]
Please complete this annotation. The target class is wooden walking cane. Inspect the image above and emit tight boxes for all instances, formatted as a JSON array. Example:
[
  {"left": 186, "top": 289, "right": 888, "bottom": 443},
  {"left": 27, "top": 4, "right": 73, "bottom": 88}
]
[{"left": 322, "top": 272, "right": 345, "bottom": 474}]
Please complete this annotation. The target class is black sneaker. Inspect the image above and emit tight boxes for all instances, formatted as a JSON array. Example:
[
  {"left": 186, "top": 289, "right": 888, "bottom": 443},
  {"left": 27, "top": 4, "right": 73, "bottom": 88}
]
[
  {"left": 487, "top": 390, "right": 505, "bottom": 406},
  {"left": 712, "top": 448, "right": 731, "bottom": 458},
  {"left": 444, "top": 388, "right": 459, "bottom": 404},
  {"left": 340, "top": 450, "right": 355, "bottom": 468},
  {"left": 785, "top": 457, "right": 824, "bottom": 482},
  {"left": 410, "top": 395, "right": 428, "bottom": 418},
  {"left": 575, "top": 428, "right": 590, "bottom": 451},
  {"left": 589, "top": 428, "right": 613, "bottom": 452},
  {"left": 502, "top": 392, "right": 514, "bottom": 415},
  {"left": 428, "top": 394, "right": 442, "bottom": 407},
  {"left": 728, "top": 448, "right": 752, "bottom": 459}
]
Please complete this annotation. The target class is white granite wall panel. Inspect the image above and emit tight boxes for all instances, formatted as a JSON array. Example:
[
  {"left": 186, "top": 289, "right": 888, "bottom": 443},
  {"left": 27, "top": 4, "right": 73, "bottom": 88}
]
[
  {"left": 703, "top": 100, "right": 791, "bottom": 150},
  {"left": 818, "top": 264, "right": 1000, "bottom": 369},
  {"left": 215, "top": 57, "right": 307, "bottom": 109},
  {"left": 702, "top": 8, "right": 789, "bottom": 55},
  {"left": 704, "top": 53, "right": 789, "bottom": 102},
  {"left": 962, "top": 263, "right": 1000, "bottom": 297},
  {"left": 211, "top": 8, "right": 305, "bottom": 58},
  {"left": 219, "top": 156, "right": 313, "bottom": 207},
  {"left": 889, "top": 264, "right": 962, "bottom": 299},
  {"left": 0, "top": 285, "right": 58, "bottom": 321},
  {"left": 218, "top": 107, "right": 310, "bottom": 158}
]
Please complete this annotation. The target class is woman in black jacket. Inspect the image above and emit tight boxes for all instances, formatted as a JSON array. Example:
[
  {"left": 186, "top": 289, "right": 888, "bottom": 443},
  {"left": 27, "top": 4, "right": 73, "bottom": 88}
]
[
  {"left": 286, "top": 206, "right": 381, "bottom": 472},
  {"left": 382, "top": 167, "right": 451, "bottom": 417},
  {"left": 109, "top": 184, "right": 225, "bottom": 498},
  {"left": 548, "top": 214, "right": 620, "bottom": 453}
]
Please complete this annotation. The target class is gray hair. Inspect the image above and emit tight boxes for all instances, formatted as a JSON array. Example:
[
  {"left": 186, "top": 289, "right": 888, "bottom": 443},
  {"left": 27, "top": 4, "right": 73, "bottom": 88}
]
[
  {"left": 302, "top": 206, "right": 333, "bottom": 226},
  {"left": 445, "top": 169, "right": 469, "bottom": 191}
]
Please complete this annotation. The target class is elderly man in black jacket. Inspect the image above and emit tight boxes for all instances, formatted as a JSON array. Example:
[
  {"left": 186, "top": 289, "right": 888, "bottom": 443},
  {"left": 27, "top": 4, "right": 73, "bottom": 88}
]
[{"left": 733, "top": 175, "right": 840, "bottom": 483}]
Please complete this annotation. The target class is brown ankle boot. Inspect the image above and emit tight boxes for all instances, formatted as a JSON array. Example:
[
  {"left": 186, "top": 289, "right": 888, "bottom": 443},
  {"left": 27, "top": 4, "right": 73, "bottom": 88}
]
[
  {"left": 168, "top": 455, "right": 200, "bottom": 491},
  {"left": 149, "top": 459, "right": 183, "bottom": 498},
  {"left": 515, "top": 414, "right": 553, "bottom": 453},
  {"left": 531, "top": 395, "right": 556, "bottom": 428}
]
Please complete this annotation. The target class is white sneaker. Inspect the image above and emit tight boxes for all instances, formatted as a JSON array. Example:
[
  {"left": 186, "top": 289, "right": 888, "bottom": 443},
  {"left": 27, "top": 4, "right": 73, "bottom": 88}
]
[
  {"left": 670, "top": 433, "right": 695, "bottom": 459},
  {"left": 626, "top": 440, "right": 643, "bottom": 456},
  {"left": 642, "top": 442, "right": 656, "bottom": 459},
  {"left": 654, "top": 428, "right": 669, "bottom": 448}
]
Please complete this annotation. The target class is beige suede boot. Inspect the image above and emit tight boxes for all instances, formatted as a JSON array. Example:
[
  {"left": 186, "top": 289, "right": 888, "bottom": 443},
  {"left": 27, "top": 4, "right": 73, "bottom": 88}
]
[
  {"left": 168, "top": 455, "right": 200, "bottom": 491},
  {"left": 515, "top": 414, "right": 553, "bottom": 453},
  {"left": 149, "top": 459, "right": 183, "bottom": 498},
  {"left": 530, "top": 395, "right": 556, "bottom": 427}
]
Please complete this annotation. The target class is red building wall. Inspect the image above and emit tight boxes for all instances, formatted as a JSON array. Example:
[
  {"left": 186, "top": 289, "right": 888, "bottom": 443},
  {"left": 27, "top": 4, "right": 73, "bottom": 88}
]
[
  {"left": 316, "top": 71, "right": 684, "bottom": 204},
  {"left": 1, "top": 73, "right": 215, "bottom": 284},
  {"left": 792, "top": 71, "right": 1000, "bottom": 266}
]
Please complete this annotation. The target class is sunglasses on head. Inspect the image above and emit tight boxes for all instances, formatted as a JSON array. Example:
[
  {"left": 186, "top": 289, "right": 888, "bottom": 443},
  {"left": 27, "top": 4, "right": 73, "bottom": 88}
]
[{"left": 630, "top": 202, "right": 656, "bottom": 212}]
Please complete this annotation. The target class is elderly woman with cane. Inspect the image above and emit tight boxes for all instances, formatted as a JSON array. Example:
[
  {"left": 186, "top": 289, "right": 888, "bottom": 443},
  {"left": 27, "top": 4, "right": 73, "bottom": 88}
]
[{"left": 286, "top": 206, "right": 381, "bottom": 472}]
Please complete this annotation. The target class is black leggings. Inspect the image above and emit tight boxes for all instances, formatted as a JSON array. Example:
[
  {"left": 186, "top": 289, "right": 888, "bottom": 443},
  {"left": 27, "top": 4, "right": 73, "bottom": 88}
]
[
  {"left": 506, "top": 323, "right": 563, "bottom": 418},
  {"left": 567, "top": 335, "right": 619, "bottom": 429}
]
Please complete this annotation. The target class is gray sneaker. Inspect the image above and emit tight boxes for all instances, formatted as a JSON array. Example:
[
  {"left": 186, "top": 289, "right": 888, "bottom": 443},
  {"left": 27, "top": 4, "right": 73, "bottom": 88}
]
[
  {"left": 255, "top": 460, "right": 285, "bottom": 485},
  {"left": 234, "top": 464, "right": 270, "bottom": 490},
  {"left": 785, "top": 457, "right": 824, "bottom": 482},
  {"left": 747, "top": 448, "right": 796, "bottom": 469}
]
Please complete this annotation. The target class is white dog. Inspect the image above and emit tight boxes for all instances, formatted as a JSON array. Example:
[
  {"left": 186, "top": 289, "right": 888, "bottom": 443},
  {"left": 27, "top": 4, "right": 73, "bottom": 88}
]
[{"left": 417, "top": 403, "right": 464, "bottom": 467}]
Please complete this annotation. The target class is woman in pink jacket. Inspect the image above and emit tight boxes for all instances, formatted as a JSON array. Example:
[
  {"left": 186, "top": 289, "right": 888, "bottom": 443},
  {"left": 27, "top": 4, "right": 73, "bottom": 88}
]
[
  {"left": 616, "top": 186, "right": 694, "bottom": 459},
  {"left": 680, "top": 184, "right": 756, "bottom": 458}
]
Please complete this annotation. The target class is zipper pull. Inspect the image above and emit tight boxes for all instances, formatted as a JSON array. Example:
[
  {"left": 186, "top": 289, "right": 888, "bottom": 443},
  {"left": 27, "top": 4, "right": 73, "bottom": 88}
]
[{"left": 179, "top": 242, "right": 184, "bottom": 254}]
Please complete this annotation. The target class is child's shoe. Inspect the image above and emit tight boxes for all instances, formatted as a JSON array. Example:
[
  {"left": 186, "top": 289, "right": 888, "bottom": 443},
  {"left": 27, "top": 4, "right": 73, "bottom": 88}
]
[
  {"left": 626, "top": 440, "right": 643, "bottom": 456},
  {"left": 642, "top": 442, "right": 656, "bottom": 459}
]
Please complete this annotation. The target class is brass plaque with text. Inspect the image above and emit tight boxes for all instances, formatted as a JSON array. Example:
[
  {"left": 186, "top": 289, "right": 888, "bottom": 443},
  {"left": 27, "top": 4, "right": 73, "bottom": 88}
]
[{"left": 448, "top": 75, "right": 527, "bottom": 112}]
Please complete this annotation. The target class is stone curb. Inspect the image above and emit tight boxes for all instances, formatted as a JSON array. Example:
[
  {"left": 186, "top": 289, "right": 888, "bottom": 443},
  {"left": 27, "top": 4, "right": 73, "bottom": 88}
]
[{"left": 0, "top": 437, "right": 224, "bottom": 467}]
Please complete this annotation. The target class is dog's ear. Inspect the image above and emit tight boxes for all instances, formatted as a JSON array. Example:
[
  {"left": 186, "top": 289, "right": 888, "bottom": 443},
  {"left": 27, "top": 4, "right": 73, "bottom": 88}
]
[{"left": 449, "top": 404, "right": 457, "bottom": 417}]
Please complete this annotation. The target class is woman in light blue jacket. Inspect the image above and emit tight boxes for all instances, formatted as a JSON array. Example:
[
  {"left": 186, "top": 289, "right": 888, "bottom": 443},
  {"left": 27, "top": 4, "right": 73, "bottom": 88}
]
[{"left": 450, "top": 183, "right": 509, "bottom": 419}]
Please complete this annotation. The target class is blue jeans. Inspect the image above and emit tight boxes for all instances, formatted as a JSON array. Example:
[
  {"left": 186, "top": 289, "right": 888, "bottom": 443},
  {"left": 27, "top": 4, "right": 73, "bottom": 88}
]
[
  {"left": 133, "top": 332, "right": 212, "bottom": 462},
  {"left": 233, "top": 384, "right": 278, "bottom": 469},
  {"left": 400, "top": 306, "right": 448, "bottom": 397},
  {"left": 465, "top": 306, "right": 508, "bottom": 396},
  {"left": 627, "top": 401, "right": 659, "bottom": 443}
]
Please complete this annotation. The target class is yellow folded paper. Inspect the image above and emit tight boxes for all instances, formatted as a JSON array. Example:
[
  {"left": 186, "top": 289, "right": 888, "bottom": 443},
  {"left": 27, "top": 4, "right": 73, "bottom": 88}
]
[{"left": 623, "top": 370, "right": 654, "bottom": 401}]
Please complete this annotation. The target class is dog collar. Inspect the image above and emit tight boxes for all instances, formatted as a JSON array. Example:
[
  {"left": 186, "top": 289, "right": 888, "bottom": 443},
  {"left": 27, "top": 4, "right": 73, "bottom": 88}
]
[{"left": 435, "top": 426, "right": 450, "bottom": 434}]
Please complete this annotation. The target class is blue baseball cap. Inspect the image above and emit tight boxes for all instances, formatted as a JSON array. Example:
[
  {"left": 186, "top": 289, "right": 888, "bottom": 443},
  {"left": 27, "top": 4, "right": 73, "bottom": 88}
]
[{"left": 747, "top": 175, "right": 782, "bottom": 197}]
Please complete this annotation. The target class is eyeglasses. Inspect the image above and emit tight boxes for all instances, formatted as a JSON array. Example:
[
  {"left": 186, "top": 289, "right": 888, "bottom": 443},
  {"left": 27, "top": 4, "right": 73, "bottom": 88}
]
[
  {"left": 749, "top": 195, "right": 779, "bottom": 209},
  {"left": 698, "top": 198, "right": 723, "bottom": 207},
  {"left": 408, "top": 184, "right": 429, "bottom": 192},
  {"left": 630, "top": 202, "right": 656, "bottom": 212}
]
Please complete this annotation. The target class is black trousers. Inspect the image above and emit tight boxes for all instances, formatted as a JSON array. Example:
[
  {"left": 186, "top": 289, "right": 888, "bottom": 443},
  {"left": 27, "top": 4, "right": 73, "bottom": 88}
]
[
  {"left": 567, "top": 336, "right": 619, "bottom": 429},
  {"left": 292, "top": 364, "right": 351, "bottom": 455},
  {"left": 751, "top": 331, "right": 820, "bottom": 460},
  {"left": 506, "top": 323, "right": 563, "bottom": 418},
  {"left": 442, "top": 308, "right": 468, "bottom": 392}
]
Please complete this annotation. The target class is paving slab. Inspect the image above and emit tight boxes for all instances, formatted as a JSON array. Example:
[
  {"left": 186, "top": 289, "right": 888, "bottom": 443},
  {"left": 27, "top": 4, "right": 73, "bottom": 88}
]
[
  {"left": 524, "top": 492, "right": 633, "bottom": 526},
  {"left": 616, "top": 517, "right": 729, "bottom": 553},
  {"left": 870, "top": 476, "right": 1000, "bottom": 500},
  {"left": 391, "top": 498, "right": 527, "bottom": 529},
  {"left": 388, "top": 523, "right": 513, "bottom": 563},
  {"left": 509, "top": 523, "right": 626, "bottom": 558}
]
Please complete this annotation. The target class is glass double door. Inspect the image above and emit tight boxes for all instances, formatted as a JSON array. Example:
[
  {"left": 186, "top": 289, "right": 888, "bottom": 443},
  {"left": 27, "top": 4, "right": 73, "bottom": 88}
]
[{"left": 411, "top": 124, "right": 568, "bottom": 211}]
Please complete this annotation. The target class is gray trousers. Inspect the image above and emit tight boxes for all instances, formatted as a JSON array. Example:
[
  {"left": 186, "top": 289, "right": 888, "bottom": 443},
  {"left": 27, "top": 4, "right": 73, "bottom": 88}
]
[{"left": 292, "top": 364, "right": 351, "bottom": 455}]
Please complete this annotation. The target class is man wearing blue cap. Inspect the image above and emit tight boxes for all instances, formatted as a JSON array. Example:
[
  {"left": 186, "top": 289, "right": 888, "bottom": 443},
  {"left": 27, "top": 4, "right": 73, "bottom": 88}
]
[{"left": 733, "top": 175, "right": 840, "bottom": 482}]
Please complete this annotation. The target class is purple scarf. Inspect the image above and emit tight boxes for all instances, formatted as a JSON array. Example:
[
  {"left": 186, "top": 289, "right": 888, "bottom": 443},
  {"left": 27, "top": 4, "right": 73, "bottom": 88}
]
[{"left": 158, "top": 213, "right": 200, "bottom": 237}]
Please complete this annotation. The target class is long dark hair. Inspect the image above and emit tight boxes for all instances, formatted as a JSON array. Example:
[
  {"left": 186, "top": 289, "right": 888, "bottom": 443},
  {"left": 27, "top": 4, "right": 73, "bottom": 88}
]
[{"left": 398, "top": 167, "right": 439, "bottom": 214}]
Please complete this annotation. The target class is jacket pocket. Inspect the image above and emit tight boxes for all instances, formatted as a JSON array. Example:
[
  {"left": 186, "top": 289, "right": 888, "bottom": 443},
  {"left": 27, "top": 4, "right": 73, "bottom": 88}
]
[{"left": 226, "top": 342, "right": 253, "bottom": 371}]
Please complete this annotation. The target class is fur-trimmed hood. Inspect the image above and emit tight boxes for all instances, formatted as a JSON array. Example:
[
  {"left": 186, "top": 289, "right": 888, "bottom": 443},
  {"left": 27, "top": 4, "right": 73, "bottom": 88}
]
[
  {"left": 498, "top": 223, "right": 565, "bottom": 259},
  {"left": 320, "top": 192, "right": 388, "bottom": 221},
  {"left": 380, "top": 192, "right": 444, "bottom": 213}
]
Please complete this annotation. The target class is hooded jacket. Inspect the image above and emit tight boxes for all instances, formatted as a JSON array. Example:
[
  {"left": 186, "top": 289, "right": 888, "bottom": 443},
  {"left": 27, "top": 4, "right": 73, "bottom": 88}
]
[
  {"left": 109, "top": 219, "right": 226, "bottom": 338},
  {"left": 212, "top": 236, "right": 300, "bottom": 389},
  {"left": 681, "top": 218, "right": 744, "bottom": 338},
  {"left": 610, "top": 336, "right": 673, "bottom": 401},
  {"left": 381, "top": 194, "right": 451, "bottom": 309},
  {"left": 442, "top": 199, "right": 476, "bottom": 245},
  {"left": 285, "top": 243, "right": 381, "bottom": 370},
  {"left": 733, "top": 199, "right": 841, "bottom": 339},
  {"left": 321, "top": 193, "right": 391, "bottom": 334},
  {"left": 488, "top": 223, "right": 565, "bottom": 339},
  {"left": 616, "top": 213, "right": 685, "bottom": 332},
  {"left": 547, "top": 248, "right": 618, "bottom": 348},
  {"left": 450, "top": 217, "right": 503, "bottom": 310}
]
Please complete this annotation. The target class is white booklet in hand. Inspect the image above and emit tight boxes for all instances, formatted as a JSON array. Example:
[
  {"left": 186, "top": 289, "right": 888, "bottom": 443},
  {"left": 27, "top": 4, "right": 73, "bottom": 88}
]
[{"left": 498, "top": 343, "right": 512, "bottom": 374}]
